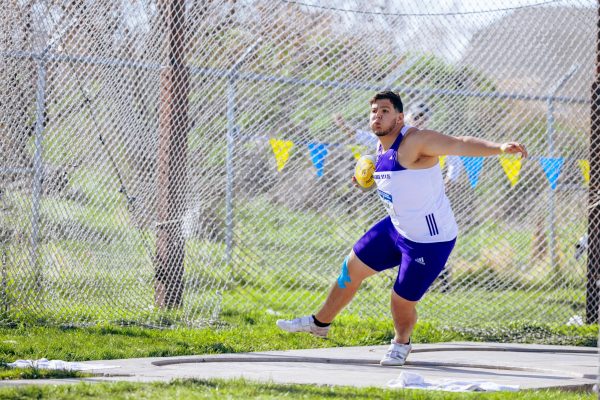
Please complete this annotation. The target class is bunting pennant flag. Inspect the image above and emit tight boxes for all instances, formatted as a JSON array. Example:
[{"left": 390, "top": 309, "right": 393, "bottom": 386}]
[
  {"left": 578, "top": 159, "right": 590, "bottom": 184},
  {"left": 307, "top": 142, "right": 329, "bottom": 177},
  {"left": 268, "top": 137, "right": 584, "bottom": 191},
  {"left": 439, "top": 155, "right": 446, "bottom": 170},
  {"left": 499, "top": 155, "right": 522, "bottom": 187},
  {"left": 269, "top": 138, "right": 294, "bottom": 172},
  {"left": 539, "top": 157, "right": 564, "bottom": 190},
  {"left": 348, "top": 145, "right": 362, "bottom": 161},
  {"left": 459, "top": 156, "right": 484, "bottom": 188}
]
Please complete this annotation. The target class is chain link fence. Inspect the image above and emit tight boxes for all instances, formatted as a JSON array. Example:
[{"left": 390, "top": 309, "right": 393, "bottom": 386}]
[{"left": 0, "top": 1, "right": 597, "bottom": 337}]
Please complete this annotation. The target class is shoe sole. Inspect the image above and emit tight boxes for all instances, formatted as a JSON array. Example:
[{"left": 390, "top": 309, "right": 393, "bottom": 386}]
[
  {"left": 275, "top": 322, "right": 328, "bottom": 338},
  {"left": 380, "top": 360, "right": 405, "bottom": 366}
]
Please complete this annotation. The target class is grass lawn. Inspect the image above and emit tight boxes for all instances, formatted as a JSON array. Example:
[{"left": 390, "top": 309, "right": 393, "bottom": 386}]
[
  {"left": 0, "top": 311, "right": 594, "bottom": 398},
  {"left": 0, "top": 378, "right": 593, "bottom": 400}
]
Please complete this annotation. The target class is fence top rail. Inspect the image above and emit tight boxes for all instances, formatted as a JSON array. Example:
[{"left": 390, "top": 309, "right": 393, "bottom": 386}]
[{"left": 1, "top": 50, "right": 589, "bottom": 105}]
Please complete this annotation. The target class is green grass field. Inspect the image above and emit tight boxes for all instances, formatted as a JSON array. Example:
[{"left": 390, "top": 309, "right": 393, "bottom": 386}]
[
  {"left": 0, "top": 311, "right": 595, "bottom": 398},
  {"left": 0, "top": 378, "right": 593, "bottom": 400}
]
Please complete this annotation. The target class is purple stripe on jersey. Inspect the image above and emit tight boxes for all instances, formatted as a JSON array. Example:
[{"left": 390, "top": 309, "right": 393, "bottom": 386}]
[
  {"left": 376, "top": 131, "right": 406, "bottom": 172},
  {"left": 426, "top": 214, "right": 434, "bottom": 236},
  {"left": 426, "top": 213, "right": 439, "bottom": 236},
  {"left": 431, "top": 214, "right": 439, "bottom": 235},
  {"left": 376, "top": 150, "right": 406, "bottom": 172}
]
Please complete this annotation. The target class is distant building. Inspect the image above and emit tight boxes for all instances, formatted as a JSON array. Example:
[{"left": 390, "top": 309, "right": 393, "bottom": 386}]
[{"left": 461, "top": 6, "right": 593, "bottom": 100}]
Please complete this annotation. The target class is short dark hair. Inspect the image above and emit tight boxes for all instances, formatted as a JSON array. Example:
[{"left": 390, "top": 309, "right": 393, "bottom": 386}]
[{"left": 370, "top": 91, "right": 403, "bottom": 113}]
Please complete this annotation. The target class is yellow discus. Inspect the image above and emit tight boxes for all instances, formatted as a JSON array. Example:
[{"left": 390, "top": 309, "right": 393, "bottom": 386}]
[{"left": 354, "top": 155, "right": 376, "bottom": 189}]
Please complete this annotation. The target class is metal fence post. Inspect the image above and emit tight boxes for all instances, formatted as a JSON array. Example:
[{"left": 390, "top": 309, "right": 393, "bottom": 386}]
[
  {"left": 225, "top": 74, "right": 235, "bottom": 266},
  {"left": 30, "top": 51, "right": 47, "bottom": 291}
]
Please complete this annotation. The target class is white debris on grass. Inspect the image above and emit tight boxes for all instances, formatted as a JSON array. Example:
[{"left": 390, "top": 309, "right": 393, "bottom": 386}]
[
  {"left": 566, "top": 315, "right": 584, "bottom": 326},
  {"left": 7, "top": 359, "right": 119, "bottom": 371},
  {"left": 388, "top": 371, "right": 519, "bottom": 392}
]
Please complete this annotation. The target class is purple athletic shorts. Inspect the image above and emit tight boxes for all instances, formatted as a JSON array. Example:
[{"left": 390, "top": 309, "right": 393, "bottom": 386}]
[{"left": 352, "top": 216, "right": 456, "bottom": 301}]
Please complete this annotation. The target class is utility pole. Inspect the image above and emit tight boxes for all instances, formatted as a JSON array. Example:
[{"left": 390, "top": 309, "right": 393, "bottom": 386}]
[
  {"left": 586, "top": 0, "right": 600, "bottom": 324},
  {"left": 155, "top": 0, "right": 190, "bottom": 309}
]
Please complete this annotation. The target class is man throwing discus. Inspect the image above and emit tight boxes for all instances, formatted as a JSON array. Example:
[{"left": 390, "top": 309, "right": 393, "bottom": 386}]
[{"left": 277, "top": 90, "right": 527, "bottom": 366}]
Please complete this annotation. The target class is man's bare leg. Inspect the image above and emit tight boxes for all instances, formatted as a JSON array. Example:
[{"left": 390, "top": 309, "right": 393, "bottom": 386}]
[
  {"left": 275, "top": 250, "right": 376, "bottom": 337},
  {"left": 314, "top": 250, "right": 377, "bottom": 323},
  {"left": 390, "top": 290, "right": 417, "bottom": 344},
  {"left": 378, "top": 291, "right": 417, "bottom": 366}
]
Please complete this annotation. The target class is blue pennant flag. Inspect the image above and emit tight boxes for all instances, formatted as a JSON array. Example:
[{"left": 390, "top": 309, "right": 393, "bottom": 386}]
[
  {"left": 307, "top": 142, "right": 329, "bottom": 178},
  {"left": 459, "top": 156, "right": 484, "bottom": 188},
  {"left": 539, "top": 157, "right": 564, "bottom": 190}
]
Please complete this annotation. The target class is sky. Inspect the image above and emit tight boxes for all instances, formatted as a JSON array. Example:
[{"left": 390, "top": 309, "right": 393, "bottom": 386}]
[{"left": 290, "top": 0, "right": 595, "bottom": 62}]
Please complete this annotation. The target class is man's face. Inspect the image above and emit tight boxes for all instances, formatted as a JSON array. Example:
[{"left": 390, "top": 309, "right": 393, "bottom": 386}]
[{"left": 370, "top": 99, "right": 403, "bottom": 137}]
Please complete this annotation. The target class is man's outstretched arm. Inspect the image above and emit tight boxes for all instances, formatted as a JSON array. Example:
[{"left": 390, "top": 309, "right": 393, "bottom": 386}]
[{"left": 415, "top": 129, "right": 528, "bottom": 158}]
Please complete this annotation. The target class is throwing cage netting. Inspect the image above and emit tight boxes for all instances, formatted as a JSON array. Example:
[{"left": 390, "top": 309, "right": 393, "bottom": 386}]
[{"left": 0, "top": 0, "right": 598, "bottom": 339}]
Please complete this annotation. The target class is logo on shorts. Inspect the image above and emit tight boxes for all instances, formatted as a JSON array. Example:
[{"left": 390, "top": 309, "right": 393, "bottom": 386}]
[{"left": 415, "top": 257, "right": 426, "bottom": 265}]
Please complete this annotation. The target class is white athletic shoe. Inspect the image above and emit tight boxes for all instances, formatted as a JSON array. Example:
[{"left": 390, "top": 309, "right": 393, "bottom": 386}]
[
  {"left": 380, "top": 339, "right": 412, "bottom": 366},
  {"left": 276, "top": 315, "right": 330, "bottom": 338}
]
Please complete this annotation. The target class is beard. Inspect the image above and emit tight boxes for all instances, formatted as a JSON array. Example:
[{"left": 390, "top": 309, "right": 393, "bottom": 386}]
[{"left": 373, "top": 120, "right": 397, "bottom": 137}]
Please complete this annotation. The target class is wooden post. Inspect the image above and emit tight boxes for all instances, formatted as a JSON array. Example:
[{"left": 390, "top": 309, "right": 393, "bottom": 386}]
[
  {"left": 586, "top": 0, "right": 600, "bottom": 323},
  {"left": 155, "top": 0, "right": 190, "bottom": 309}
]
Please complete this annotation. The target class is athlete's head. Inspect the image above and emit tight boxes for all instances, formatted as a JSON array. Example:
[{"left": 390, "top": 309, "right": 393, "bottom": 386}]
[{"left": 369, "top": 91, "right": 404, "bottom": 137}]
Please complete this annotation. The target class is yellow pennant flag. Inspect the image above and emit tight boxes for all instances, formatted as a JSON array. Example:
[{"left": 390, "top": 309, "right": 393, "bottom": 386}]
[
  {"left": 578, "top": 159, "right": 590, "bottom": 184},
  {"left": 499, "top": 154, "right": 522, "bottom": 187},
  {"left": 348, "top": 145, "right": 362, "bottom": 160},
  {"left": 269, "top": 138, "right": 294, "bottom": 172},
  {"left": 439, "top": 155, "right": 446, "bottom": 170}
]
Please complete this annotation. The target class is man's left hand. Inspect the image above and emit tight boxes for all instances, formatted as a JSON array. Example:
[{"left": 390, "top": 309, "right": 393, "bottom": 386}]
[{"left": 501, "top": 142, "right": 528, "bottom": 158}]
